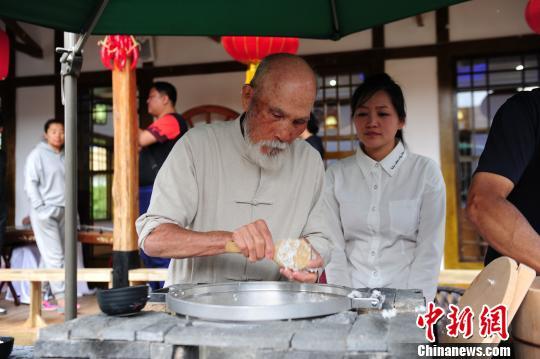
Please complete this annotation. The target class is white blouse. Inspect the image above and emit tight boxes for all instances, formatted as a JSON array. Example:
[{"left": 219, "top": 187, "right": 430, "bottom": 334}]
[{"left": 324, "top": 141, "right": 445, "bottom": 301}]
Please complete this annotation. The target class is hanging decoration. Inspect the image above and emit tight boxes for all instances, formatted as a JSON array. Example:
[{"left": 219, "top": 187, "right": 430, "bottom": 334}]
[
  {"left": 525, "top": 0, "right": 540, "bottom": 34},
  {"left": 98, "top": 35, "right": 140, "bottom": 71},
  {"left": 221, "top": 36, "right": 299, "bottom": 83},
  {"left": 0, "top": 30, "right": 9, "bottom": 80}
]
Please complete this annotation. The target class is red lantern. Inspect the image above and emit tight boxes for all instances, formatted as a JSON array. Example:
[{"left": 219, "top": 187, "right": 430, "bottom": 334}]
[
  {"left": 221, "top": 36, "right": 299, "bottom": 83},
  {"left": 526, "top": 0, "right": 540, "bottom": 34},
  {"left": 0, "top": 30, "right": 9, "bottom": 80},
  {"left": 98, "top": 35, "right": 140, "bottom": 71}
]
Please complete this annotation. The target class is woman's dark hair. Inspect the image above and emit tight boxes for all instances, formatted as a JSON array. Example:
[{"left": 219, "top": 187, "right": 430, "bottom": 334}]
[
  {"left": 44, "top": 118, "right": 64, "bottom": 133},
  {"left": 307, "top": 113, "right": 320, "bottom": 135},
  {"left": 350, "top": 73, "right": 406, "bottom": 141}
]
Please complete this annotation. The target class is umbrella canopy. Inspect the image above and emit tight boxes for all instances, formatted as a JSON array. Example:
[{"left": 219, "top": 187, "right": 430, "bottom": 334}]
[{"left": 0, "top": 0, "right": 468, "bottom": 39}]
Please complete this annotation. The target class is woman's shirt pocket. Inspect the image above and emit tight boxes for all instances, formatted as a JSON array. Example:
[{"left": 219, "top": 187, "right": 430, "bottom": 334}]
[{"left": 389, "top": 199, "right": 420, "bottom": 237}]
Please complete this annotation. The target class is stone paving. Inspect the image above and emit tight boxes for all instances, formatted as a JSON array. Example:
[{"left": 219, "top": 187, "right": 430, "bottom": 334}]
[
  {"left": 10, "top": 346, "right": 34, "bottom": 358},
  {"left": 34, "top": 288, "right": 426, "bottom": 359}
]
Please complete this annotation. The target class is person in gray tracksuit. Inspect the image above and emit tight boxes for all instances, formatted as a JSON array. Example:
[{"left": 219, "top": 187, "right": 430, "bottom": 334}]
[{"left": 24, "top": 118, "right": 67, "bottom": 308}]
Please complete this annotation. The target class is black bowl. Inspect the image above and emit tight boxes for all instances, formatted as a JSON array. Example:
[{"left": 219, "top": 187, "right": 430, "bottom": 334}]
[
  {"left": 0, "top": 336, "right": 14, "bottom": 359},
  {"left": 97, "top": 285, "right": 149, "bottom": 316}
]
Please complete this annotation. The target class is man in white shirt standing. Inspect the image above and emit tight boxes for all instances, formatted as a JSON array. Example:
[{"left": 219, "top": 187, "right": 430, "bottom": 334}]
[{"left": 136, "top": 53, "right": 332, "bottom": 286}]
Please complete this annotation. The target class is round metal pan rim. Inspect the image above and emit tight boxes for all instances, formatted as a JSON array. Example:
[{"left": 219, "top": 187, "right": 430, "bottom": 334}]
[{"left": 166, "top": 281, "right": 356, "bottom": 321}]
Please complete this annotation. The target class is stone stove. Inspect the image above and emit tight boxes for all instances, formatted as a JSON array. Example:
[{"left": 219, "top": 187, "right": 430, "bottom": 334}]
[{"left": 34, "top": 288, "right": 426, "bottom": 359}]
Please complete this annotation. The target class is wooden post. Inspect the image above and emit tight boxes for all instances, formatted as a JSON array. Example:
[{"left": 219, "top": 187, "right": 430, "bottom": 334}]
[{"left": 112, "top": 58, "right": 140, "bottom": 288}]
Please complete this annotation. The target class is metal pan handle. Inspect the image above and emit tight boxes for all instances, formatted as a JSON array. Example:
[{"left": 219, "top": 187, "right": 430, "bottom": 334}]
[{"left": 348, "top": 289, "right": 385, "bottom": 310}]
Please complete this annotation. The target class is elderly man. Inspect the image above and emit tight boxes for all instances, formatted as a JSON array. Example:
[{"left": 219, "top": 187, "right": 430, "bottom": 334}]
[{"left": 136, "top": 53, "right": 331, "bottom": 286}]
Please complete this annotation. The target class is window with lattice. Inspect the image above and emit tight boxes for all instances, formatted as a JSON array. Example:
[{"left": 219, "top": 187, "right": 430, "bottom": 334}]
[
  {"left": 455, "top": 53, "right": 539, "bottom": 263},
  {"left": 314, "top": 72, "right": 364, "bottom": 167}
]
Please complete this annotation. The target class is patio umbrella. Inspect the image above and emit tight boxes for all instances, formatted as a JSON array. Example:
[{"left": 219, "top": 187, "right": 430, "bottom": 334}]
[
  {"left": 0, "top": 0, "right": 470, "bottom": 320},
  {"left": 1, "top": 0, "right": 468, "bottom": 39}
]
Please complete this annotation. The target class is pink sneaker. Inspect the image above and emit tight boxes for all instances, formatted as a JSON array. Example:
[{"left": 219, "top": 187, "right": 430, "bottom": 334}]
[{"left": 42, "top": 300, "right": 58, "bottom": 311}]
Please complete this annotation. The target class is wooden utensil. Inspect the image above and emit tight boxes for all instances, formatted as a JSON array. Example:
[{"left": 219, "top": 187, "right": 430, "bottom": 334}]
[
  {"left": 513, "top": 277, "right": 540, "bottom": 354},
  {"left": 441, "top": 257, "right": 535, "bottom": 345},
  {"left": 225, "top": 238, "right": 312, "bottom": 271},
  {"left": 507, "top": 263, "right": 536, "bottom": 323}
]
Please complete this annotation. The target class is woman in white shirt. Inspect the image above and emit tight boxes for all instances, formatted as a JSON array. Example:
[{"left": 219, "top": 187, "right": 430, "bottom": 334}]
[{"left": 324, "top": 73, "right": 445, "bottom": 301}]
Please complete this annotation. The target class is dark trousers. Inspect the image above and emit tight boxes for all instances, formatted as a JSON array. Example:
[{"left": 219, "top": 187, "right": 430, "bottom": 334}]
[{"left": 139, "top": 185, "right": 170, "bottom": 291}]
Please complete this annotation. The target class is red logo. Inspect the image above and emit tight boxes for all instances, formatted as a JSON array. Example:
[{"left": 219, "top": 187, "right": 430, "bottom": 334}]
[
  {"left": 416, "top": 303, "right": 508, "bottom": 342},
  {"left": 479, "top": 304, "right": 509, "bottom": 340},
  {"left": 446, "top": 304, "right": 474, "bottom": 339},
  {"left": 416, "top": 302, "right": 445, "bottom": 342}
]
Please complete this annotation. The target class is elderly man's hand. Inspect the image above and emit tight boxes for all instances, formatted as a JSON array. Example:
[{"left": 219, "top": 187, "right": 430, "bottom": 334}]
[
  {"left": 280, "top": 248, "right": 324, "bottom": 283},
  {"left": 231, "top": 219, "right": 275, "bottom": 262}
]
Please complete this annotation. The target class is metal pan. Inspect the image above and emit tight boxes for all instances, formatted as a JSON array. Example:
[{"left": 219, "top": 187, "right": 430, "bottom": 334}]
[{"left": 166, "top": 281, "right": 384, "bottom": 321}]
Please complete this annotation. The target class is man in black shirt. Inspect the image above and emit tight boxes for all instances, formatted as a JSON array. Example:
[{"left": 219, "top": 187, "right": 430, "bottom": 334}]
[
  {"left": 138, "top": 82, "right": 189, "bottom": 290},
  {"left": 467, "top": 88, "right": 540, "bottom": 271},
  {"left": 139, "top": 82, "right": 189, "bottom": 188}
]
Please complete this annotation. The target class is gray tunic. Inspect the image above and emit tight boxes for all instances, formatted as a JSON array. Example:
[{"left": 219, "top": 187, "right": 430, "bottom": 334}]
[{"left": 136, "top": 117, "right": 332, "bottom": 286}]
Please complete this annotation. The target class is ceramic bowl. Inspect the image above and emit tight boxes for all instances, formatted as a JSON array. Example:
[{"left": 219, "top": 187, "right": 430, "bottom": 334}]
[
  {"left": 0, "top": 336, "right": 14, "bottom": 359},
  {"left": 97, "top": 285, "right": 149, "bottom": 316}
]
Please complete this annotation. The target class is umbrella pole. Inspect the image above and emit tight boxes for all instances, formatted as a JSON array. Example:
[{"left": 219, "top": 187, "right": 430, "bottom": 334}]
[
  {"left": 55, "top": 0, "right": 109, "bottom": 321},
  {"left": 61, "top": 32, "right": 81, "bottom": 320}
]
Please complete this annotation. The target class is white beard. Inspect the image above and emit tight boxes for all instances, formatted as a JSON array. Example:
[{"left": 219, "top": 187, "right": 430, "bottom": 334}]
[{"left": 243, "top": 118, "right": 290, "bottom": 171}]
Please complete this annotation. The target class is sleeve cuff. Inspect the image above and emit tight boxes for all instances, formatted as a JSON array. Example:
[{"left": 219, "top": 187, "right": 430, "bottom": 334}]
[
  {"left": 136, "top": 215, "right": 180, "bottom": 251},
  {"left": 306, "top": 236, "right": 332, "bottom": 267}
]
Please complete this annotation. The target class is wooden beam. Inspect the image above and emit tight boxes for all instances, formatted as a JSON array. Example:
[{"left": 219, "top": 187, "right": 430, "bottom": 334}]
[
  {"left": 2, "top": 19, "right": 43, "bottom": 58},
  {"left": 438, "top": 52, "right": 460, "bottom": 269},
  {"left": 372, "top": 25, "right": 384, "bottom": 49},
  {"left": 111, "top": 59, "right": 140, "bottom": 287},
  {"left": 150, "top": 60, "right": 245, "bottom": 78},
  {"left": 436, "top": 7, "right": 449, "bottom": 44},
  {"left": 415, "top": 14, "right": 425, "bottom": 28},
  {"left": 11, "top": 34, "right": 540, "bottom": 89}
]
